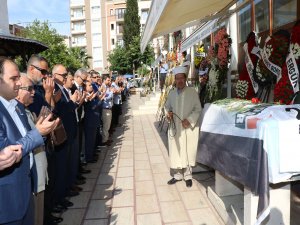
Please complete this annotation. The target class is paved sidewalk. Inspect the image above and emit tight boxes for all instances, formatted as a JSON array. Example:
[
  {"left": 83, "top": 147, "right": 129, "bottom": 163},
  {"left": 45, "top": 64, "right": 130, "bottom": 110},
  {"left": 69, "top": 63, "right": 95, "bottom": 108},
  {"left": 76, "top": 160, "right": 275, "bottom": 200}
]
[{"left": 60, "top": 92, "right": 224, "bottom": 225}]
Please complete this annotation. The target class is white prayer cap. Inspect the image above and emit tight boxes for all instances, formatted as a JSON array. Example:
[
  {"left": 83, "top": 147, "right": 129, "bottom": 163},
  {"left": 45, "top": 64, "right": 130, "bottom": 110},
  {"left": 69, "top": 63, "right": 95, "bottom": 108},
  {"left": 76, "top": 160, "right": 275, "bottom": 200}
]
[
  {"left": 182, "top": 61, "right": 191, "bottom": 67},
  {"left": 172, "top": 66, "right": 187, "bottom": 75}
]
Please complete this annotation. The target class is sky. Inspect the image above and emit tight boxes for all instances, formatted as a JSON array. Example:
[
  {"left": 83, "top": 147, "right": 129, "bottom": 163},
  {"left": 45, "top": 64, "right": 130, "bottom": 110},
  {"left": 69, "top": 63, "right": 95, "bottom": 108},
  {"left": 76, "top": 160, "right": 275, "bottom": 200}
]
[{"left": 7, "top": 0, "right": 70, "bottom": 35}]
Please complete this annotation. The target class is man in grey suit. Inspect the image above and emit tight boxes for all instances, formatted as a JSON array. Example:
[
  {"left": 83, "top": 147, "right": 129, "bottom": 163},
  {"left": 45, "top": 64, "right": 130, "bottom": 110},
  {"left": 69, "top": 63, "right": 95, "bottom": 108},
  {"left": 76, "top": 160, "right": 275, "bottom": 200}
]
[{"left": 0, "top": 57, "right": 58, "bottom": 225}]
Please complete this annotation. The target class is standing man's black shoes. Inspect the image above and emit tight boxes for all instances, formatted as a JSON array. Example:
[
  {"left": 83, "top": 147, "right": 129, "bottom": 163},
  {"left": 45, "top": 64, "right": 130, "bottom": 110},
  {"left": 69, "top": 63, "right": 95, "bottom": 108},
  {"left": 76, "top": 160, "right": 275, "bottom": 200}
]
[
  {"left": 185, "top": 179, "right": 193, "bottom": 188},
  {"left": 167, "top": 178, "right": 181, "bottom": 185}
]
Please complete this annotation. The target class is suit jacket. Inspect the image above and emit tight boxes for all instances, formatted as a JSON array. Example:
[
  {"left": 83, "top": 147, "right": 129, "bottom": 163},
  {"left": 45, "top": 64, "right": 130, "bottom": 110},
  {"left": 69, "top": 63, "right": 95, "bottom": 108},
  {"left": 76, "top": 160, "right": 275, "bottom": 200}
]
[
  {"left": 55, "top": 83, "right": 78, "bottom": 141},
  {"left": 84, "top": 97, "right": 102, "bottom": 128},
  {"left": 70, "top": 83, "right": 84, "bottom": 122},
  {"left": 0, "top": 101, "right": 44, "bottom": 223}
]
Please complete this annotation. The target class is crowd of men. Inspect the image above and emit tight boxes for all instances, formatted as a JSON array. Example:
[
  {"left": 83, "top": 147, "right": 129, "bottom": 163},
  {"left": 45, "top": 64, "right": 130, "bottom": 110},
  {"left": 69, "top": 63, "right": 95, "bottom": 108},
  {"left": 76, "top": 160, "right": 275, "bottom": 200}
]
[{"left": 0, "top": 55, "right": 127, "bottom": 225}]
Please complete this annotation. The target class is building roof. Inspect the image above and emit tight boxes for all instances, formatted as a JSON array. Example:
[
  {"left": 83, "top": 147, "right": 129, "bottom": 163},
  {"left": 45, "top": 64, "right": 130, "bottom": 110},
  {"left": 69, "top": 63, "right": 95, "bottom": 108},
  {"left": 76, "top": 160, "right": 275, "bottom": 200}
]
[{"left": 0, "top": 33, "right": 48, "bottom": 57}]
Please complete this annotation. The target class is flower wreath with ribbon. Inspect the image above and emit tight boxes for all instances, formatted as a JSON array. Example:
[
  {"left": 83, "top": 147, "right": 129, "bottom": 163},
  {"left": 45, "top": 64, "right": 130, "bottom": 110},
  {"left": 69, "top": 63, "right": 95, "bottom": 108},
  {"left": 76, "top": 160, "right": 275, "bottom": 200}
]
[
  {"left": 253, "top": 30, "right": 290, "bottom": 87},
  {"left": 194, "top": 44, "right": 205, "bottom": 68},
  {"left": 205, "top": 28, "right": 232, "bottom": 103},
  {"left": 274, "top": 21, "right": 300, "bottom": 104},
  {"left": 236, "top": 32, "right": 260, "bottom": 99}
]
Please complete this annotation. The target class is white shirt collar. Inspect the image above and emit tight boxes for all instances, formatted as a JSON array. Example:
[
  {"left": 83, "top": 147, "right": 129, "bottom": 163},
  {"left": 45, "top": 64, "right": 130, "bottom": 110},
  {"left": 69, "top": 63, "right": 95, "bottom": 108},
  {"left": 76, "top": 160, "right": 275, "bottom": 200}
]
[{"left": 0, "top": 96, "right": 18, "bottom": 110}]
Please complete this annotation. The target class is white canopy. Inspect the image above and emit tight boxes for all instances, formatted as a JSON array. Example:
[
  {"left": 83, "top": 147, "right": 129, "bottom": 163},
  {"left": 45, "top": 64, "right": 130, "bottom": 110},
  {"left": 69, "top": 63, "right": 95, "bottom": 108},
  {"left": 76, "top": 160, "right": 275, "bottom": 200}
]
[{"left": 141, "top": 0, "right": 235, "bottom": 52}]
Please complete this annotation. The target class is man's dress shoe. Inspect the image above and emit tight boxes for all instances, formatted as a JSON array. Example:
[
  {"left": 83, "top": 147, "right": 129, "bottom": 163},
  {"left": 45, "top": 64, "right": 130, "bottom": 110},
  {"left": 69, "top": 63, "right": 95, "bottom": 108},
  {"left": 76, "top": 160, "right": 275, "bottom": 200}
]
[{"left": 167, "top": 178, "right": 181, "bottom": 185}]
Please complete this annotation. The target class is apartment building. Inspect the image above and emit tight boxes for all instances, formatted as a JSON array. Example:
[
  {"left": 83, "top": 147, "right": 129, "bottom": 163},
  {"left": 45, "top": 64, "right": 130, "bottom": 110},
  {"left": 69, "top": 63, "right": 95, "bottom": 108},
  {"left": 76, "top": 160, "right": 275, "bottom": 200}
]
[{"left": 70, "top": 0, "right": 151, "bottom": 72}]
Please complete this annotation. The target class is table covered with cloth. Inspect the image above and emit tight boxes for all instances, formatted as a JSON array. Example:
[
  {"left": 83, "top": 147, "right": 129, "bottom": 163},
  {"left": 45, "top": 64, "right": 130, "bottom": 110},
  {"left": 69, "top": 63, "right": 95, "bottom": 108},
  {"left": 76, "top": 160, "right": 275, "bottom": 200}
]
[{"left": 197, "top": 98, "right": 300, "bottom": 224}]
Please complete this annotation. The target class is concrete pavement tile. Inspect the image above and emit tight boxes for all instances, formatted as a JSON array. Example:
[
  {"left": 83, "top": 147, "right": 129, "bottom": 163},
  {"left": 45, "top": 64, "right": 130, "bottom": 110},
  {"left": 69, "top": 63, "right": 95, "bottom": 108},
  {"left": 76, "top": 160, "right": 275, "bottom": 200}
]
[
  {"left": 188, "top": 208, "right": 223, "bottom": 225},
  {"left": 86, "top": 159, "right": 103, "bottom": 169},
  {"left": 134, "top": 147, "right": 147, "bottom": 153},
  {"left": 60, "top": 208, "right": 85, "bottom": 225},
  {"left": 147, "top": 149, "right": 163, "bottom": 156},
  {"left": 117, "top": 167, "right": 134, "bottom": 177},
  {"left": 149, "top": 155, "right": 166, "bottom": 164},
  {"left": 121, "top": 146, "right": 134, "bottom": 152},
  {"left": 136, "top": 195, "right": 160, "bottom": 214},
  {"left": 92, "top": 184, "right": 114, "bottom": 200},
  {"left": 156, "top": 185, "right": 181, "bottom": 202},
  {"left": 135, "top": 153, "right": 149, "bottom": 161},
  {"left": 112, "top": 189, "right": 134, "bottom": 207},
  {"left": 160, "top": 201, "right": 189, "bottom": 223},
  {"left": 122, "top": 140, "right": 133, "bottom": 146},
  {"left": 69, "top": 191, "right": 92, "bottom": 208},
  {"left": 176, "top": 179, "right": 199, "bottom": 192},
  {"left": 180, "top": 191, "right": 208, "bottom": 209},
  {"left": 81, "top": 178, "right": 97, "bottom": 192},
  {"left": 134, "top": 142, "right": 146, "bottom": 148},
  {"left": 137, "top": 213, "right": 162, "bottom": 225},
  {"left": 83, "top": 219, "right": 108, "bottom": 225},
  {"left": 119, "top": 151, "right": 134, "bottom": 159},
  {"left": 136, "top": 180, "right": 155, "bottom": 195},
  {"left": 102, "top": 163, "right": 118, "bottom": 173},
  {"left": 97, "top": 172, "right": 115, "bottom": 185},
  {"left": 135, "top": 169, "right": 152, "bottom": 181},
  {"left": 110, "top": 207, "right": 134, "bottom": 225},
  {"left": 84, "top": 169, "right": 99, "bottom": 179},
  {"left": 165, "top": 223, "right": 192, "bottom": 225},
  {"left": 153, "top": 173, "right": 171, "bottom": 186},
  {"left": 85, "top": 199, "right": 111, "bottom": 219},
  {"left": 151, "top": 163, "right": 169, "bottom": 173},
  {"left": 115, "top": 177, "right": 134, "bottom": 190},
  {"left": 118, "top": 158, "right": 134, "bottom": 167},
  {"left": 135, "top": 160, "right": 151, "bottom": 170}
]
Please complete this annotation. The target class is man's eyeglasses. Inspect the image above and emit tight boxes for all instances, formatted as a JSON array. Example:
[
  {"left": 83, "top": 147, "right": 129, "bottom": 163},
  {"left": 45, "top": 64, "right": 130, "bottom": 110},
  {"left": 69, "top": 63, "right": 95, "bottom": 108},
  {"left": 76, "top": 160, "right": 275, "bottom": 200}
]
[
  {"left": 19, "top": 86, "right": 34, "bottom": 92},
  {"left": 55, "top": 73, "right": 68, "bottom": 79},
  {"left": 78, "top": 76, "right": 87, "bottom": 83},
  {"left": 91, "top": 76, "right": 99, "bottom": 79},
  {"left": 31, "top": 64, "right": 49, "bottom": 76}
]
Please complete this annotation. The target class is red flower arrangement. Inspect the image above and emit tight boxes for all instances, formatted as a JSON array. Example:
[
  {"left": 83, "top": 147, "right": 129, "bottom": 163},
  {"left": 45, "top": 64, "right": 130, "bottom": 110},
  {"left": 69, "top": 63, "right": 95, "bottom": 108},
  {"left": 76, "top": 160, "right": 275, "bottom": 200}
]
[
  {"left": 253, "top": 30, "right": 290, "bottom": 86},
  {"left": 236, "top": 32, "right": 259, "bottom": 99},
  {"left": 274, "top": 21, "right": 300, "bottom": 104}
]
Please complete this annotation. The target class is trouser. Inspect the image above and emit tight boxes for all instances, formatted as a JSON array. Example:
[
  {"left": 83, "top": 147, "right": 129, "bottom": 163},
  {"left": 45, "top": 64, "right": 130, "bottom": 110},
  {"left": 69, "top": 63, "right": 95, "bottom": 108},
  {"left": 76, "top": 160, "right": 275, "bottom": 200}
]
[
  {"left": 53, "top": 142, "right": 68, "bottom": 203},
  {"left": 67, "top": 138, "right": 79, "bottom": 188},
  {"left": 102, "top": 109, "right": 112, "bottom": 143},
  {"left": 44, "top": 150, "right": 55, "bottom": 222},
  {"left": 171, "top": 166, "right": 192, "bottom": 180},
  {"left": 112, "top": 104, "right": 121, "bottom": 127},
  {"left": 84, "top": 126, "right": 97, "bottom": 161},
  {"left": 34, "top": 191, "right": 44, "bottom": 225}
]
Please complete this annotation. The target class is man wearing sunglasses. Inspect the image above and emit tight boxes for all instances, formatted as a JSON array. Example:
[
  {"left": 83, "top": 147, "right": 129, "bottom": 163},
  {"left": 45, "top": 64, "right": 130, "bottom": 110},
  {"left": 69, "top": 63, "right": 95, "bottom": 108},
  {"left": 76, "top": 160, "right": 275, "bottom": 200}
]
[
  {"left": 52, "top": 64, "right": 81, "bottom": 211},
  {"left": 26, "top": 55, "right": 63, "bottom": 225}
]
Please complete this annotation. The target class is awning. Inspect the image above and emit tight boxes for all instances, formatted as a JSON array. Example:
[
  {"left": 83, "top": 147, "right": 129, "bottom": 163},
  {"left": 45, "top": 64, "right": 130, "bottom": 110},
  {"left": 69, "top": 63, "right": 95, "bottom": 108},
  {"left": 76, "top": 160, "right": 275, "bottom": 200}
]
[
  {"left": 0, "top": 34, "right": 48, "bottom": 57},
  {"left": 181, "top": 19, "right": 219, "bottom": 52},
  {"left": 141, "top": 0, "right": 235, "bottom": 52},
  {"left": 151, "top": 54, "right": 163, "bottom": 67}
]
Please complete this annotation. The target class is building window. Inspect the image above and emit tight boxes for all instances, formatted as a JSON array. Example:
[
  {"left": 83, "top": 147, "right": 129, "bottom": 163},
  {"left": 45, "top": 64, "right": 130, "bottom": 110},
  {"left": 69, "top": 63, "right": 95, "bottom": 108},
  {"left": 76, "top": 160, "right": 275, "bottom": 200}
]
[
  {"left": 92, "top": 20, "right": 101, "bottom": 33},
  {"left": 115, "top": 8, "right": 126, "bottom": 20},
  {"left": 92, "top": 33, "right": 102, "bottom": 43},
  {"left": 73, "top": 8, "right": 84, "bottom": 18},
  {"left": 254, "top": 0, "right": 269, "bottom": 33},
  {"left": 93, "top": 47, "right": 102, "bottom": 58},
  {"left": 237, "top": 3, "right": 251, "bottom": 43},
  {"left": 141, "top": 9, "right": 149, "bottom": 21},
  {"left": 111, "top": 24, "right": 115, "bottom": 31},
  {"left": 273, "top": 0, "right": 297, "bottom": 29},
  {"left": 112, "top": 39, "right": 115, "bottom": 45},
  {"left": 73, "top": 35, "right": 86, "bottom": 45},
  {"left": 91, "top": 6, "right": 100, "bottom": 15},
  {"left": 93, "top": 60, "right": 102, "bottom": 68},
  {"left": 117, "top": 39, "right": 124, "bottom": 47},
  {"left": 110, "top": 9, "right": 114, "bottom": 16},
  {"left": 117, "top": 24, "right": 123, "bottom": 34},
  {"left": 73, "top": 22, "right": 85, "bottom": 32}
]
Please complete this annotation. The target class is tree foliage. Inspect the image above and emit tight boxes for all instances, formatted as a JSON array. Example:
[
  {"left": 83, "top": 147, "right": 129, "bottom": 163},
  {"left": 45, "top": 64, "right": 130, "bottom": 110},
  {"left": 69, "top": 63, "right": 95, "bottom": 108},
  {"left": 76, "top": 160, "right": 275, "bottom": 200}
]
[
  {"left": 123, "top": 0, "right": 140, "bottom": 49},
  {"left": 18, "top": 20, "right": 91, "bottom": 72},
  {"left": 107, "top": 36, "right": 154, "bottom": 75}
]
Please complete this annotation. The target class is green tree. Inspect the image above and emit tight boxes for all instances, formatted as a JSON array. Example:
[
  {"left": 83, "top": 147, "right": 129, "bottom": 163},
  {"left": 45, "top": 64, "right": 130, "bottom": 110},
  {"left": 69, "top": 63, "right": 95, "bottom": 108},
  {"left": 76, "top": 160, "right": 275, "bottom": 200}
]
[
  {"left": 19, "top": 20, "right": 90, "bottom": 72},
  {"left": 107, "top": 45, "right": 129, "bottom": 74},
  {"left": 123, "top": 0, "right": 140, "bottom": 49},
  {"left": 107, "top": 36, "right": 154, "bottom": 75}
]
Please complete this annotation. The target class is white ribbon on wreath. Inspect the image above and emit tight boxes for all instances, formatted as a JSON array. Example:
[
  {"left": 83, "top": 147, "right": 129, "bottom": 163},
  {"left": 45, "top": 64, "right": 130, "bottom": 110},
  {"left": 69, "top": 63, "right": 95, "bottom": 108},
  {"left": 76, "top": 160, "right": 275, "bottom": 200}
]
[
  {"left": 286, "top": 44, "right": 300, "bottom": 93},
  {"left": 243, "top": 43, "right": 259, "bottom": 93}
]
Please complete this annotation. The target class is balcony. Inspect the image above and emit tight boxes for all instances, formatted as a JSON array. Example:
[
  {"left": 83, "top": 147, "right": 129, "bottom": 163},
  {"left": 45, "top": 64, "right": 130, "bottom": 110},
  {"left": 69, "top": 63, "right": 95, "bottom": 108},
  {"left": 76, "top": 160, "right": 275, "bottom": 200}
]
[{"left": 70, "top": 15, "right": 85, "bottom": 22}]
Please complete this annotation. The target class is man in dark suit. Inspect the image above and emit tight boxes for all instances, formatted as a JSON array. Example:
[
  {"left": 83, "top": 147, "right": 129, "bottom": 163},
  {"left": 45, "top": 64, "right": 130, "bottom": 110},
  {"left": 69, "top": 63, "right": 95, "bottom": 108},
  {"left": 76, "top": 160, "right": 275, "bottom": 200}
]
[
  {"left": 71, "top": 69, "right": 90, "bottom": 176},
  {"left": 0, "top": 57, "right": 58, "bottom": 225},
  {"left": 52, "top": 64, "right": 80, "bottom": 208}
]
